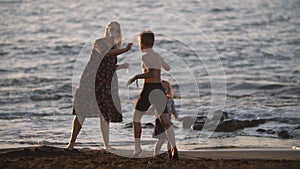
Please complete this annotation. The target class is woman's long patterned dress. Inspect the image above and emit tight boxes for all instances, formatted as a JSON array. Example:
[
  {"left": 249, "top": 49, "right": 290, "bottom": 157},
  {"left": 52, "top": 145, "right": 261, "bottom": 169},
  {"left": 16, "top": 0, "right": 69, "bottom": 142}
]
[{"left": 72, "top": 38, "right": 122, "bottom": 122}]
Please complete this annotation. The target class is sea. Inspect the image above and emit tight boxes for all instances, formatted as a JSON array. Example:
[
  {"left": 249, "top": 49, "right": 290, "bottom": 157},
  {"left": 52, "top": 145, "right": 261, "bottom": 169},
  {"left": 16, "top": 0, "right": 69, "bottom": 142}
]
[{"left": 1, "top": 0, "right": 299, "bottom": 155}]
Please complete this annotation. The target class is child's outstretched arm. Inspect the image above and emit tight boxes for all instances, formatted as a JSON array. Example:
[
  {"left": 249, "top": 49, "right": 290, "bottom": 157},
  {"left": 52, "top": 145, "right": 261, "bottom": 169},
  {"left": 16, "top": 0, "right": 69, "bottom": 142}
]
[
  {"left": 126, "top": 69, "right": 159, "bottom": 86},
  {"left": 162, "top": 59, "right": 170, "bottom": 71},
  {"left": 170, "top": 99, "right": 182, "bottom": 121}
]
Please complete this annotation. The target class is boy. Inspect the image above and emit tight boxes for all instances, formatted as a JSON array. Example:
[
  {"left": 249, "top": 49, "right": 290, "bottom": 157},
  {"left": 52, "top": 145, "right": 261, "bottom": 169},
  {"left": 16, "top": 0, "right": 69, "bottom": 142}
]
[{"left": 127, "top": 30, "right": 179, "bottom": 160}]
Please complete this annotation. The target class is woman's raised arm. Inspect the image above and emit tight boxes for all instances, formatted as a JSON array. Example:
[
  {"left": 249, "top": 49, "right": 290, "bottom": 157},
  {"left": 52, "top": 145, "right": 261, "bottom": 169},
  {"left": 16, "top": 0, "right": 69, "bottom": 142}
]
[{"left": 106, "top": 43, "right": 132, "bottom": 57}]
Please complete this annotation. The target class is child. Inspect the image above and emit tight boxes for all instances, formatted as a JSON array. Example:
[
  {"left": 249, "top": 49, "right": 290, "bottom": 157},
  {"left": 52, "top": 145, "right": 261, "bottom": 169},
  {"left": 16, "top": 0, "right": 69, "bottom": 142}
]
[
  {"left": 152, "top": 80, "right": 182, "bottom": 158},
  {"left": 127, "top": 30, "right": 179, "bottom": 160}
]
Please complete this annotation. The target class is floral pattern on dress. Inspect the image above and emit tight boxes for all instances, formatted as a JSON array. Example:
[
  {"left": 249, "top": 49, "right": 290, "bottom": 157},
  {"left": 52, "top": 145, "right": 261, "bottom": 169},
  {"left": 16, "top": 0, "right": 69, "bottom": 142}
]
[
  {"left": 72, "top": 38, "right": 122, "bottom": 122},
  {"left": 95, "top": 46, "right": 122, "bottom": 122}
]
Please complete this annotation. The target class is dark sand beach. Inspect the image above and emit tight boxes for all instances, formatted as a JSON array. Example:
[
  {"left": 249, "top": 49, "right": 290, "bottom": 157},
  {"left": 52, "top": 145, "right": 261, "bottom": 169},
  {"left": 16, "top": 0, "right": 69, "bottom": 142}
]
[{"left": 0, "top": 146, "right": 299, "bottom": 169}]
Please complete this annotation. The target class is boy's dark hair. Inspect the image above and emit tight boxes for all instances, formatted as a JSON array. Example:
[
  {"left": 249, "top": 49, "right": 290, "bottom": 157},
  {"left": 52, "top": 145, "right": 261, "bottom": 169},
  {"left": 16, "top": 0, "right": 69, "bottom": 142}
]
[{"left": 139, "top": 30, "right": 155, "bottom": 48}]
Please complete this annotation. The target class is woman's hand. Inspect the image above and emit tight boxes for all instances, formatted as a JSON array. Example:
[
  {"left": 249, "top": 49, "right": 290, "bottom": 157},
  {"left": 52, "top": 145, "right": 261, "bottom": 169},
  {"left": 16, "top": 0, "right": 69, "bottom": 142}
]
[
  {"left": 105, "top": 42, "right": 133, "bottom": 57},
  {"left": 116, "top": 63, "right": 129, "bottom": 70},
  {"left": 126, "top": 42, "right": 133, "bottom": 51}
]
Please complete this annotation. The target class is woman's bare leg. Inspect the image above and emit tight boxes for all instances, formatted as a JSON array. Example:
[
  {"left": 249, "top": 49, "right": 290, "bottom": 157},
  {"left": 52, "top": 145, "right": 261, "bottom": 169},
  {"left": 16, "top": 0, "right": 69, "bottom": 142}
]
[
  {"left": 154, "top": 138, "right": 165, "bottom": 156},
  {"left": 100, "top": 116, "right": 110, "bottom": 149},
  {"left": 67, "top": 115, "right": 85, "bottom": 150}
]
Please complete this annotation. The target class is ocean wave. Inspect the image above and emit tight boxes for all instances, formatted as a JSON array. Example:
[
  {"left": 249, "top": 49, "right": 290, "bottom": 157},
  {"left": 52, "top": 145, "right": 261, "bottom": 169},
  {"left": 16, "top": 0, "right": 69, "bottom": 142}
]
[
  {"left": 209, "top": 7, "right": 235, "bottom": 13},
  {"left": 257, "top": 83, "right": 286, "bottom": 90},
  {"left": 0, "top": 111, "right": 55, "bottom": 120},
  {"left": 0, "top": 68, "right": 12, "bottom": 72},
  {"left": 0, "top": 51, "right": 9, "bottom": 56},
  {"left": 227, "top": 81, "right": 288, "bottom": 91},
  {"left": 0, "top": 42, "right": 13, "bottom": 47},
  {"left": 30, "top": 84, "right": 73, "bottom": 101},
  {"left": 56, "top": 83, "right": 72, "bottom": 93},
  {"left": 270, "top": 117, "right": 300, "bottom": 125},
  {"left": 50, "top": 43, "right": 83, "bottom": 56},
  {"left": 30, "top": 93, "right": 62, "bottom": 101},
  {"left": 0, "top": 76, "right": 67, "bottom": 87}
]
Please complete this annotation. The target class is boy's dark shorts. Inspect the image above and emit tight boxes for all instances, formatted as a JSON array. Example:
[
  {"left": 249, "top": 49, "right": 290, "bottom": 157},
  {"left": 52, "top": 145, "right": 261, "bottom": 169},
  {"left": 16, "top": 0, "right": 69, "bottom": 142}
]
[{"left": 135, "top": 83, "right": 168, "bottom": 114}]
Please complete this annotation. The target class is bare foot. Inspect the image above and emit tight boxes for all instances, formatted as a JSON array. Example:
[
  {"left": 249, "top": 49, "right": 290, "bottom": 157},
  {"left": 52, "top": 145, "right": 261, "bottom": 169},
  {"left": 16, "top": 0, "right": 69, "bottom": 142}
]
[
  {"left": 67, "top": 143, "right": 74, "bottom": 150},
  {"left": 103, "top": 146, "right": 115, "bottom": 150},
  {"left": 132, "top": 148, "right": 142, "bottom": 158}
]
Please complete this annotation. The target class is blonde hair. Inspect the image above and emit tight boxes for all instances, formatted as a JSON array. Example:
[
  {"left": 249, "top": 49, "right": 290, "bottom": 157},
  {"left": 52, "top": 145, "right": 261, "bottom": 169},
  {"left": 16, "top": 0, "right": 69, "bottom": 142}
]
[
  {"left": 161, "top": 80, "right": 172, "bottom": 99},
  {"left": 103, "top": 21, "right": 122, "bottom": 49}
]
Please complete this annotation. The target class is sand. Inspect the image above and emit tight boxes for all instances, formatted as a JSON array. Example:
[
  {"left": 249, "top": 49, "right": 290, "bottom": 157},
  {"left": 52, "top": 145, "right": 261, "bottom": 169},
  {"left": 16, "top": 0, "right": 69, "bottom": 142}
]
[{"left": 0, "top": 146, "right": 299, "bottom": 169}]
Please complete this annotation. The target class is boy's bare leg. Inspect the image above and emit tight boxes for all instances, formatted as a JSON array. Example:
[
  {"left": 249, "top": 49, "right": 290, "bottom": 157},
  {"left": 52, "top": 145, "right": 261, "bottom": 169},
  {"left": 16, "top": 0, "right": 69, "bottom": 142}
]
[
  {"left": 132, "top": 109, "right": 144, "bottom": 156},
  {"left": 100, "top": 116, "right": 110, "bottom": 149},
  {"left": 167, "top": 140, "right": 171, "bottom": 151},
  {"left": 159, "top": 114, "right": 176, "bottom": 147},
  {"left": 167, "top": 140, "right": 172, "bottom": 159},
  {"left": 159, "top": 114, "right": 179, "bottom": 160},
  {"left": 67, "top": 115, "right": 85, "bottom": 150},
  {"left": 153, "top": 138, "right": 165, "bottom": 156}
]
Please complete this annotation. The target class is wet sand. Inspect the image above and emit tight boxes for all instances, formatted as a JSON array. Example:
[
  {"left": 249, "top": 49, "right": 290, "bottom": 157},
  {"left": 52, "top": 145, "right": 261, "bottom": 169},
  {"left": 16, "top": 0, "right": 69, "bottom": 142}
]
[{"left": 0, "top": 146, "right": 299, "bottom": 169}]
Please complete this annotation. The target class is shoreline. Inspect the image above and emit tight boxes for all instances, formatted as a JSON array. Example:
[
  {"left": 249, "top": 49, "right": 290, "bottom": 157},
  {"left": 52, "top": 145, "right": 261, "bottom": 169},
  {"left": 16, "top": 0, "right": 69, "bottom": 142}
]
[{"left": 0, "top": 146, "right": 299, "bottom": 169}]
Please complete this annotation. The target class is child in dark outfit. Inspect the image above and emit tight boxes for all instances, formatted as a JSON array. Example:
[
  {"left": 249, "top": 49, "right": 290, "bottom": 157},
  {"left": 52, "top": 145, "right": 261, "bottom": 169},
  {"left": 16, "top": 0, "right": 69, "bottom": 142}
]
[{"left": 152, "top": 80, "right": 182, "bottom": 158}]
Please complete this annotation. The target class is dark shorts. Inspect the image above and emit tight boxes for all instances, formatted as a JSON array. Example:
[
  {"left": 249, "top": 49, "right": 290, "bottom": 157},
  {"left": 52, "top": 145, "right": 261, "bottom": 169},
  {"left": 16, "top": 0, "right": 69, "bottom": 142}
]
[{"left": 135, "top": 83, "right": 168, "bottom": 114}]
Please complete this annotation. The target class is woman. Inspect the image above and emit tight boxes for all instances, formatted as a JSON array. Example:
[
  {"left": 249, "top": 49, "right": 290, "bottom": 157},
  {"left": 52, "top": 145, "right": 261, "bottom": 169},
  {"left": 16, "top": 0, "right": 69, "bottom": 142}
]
[{"left": 67, "top": 21, "right": 132, "bottom": 150}]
